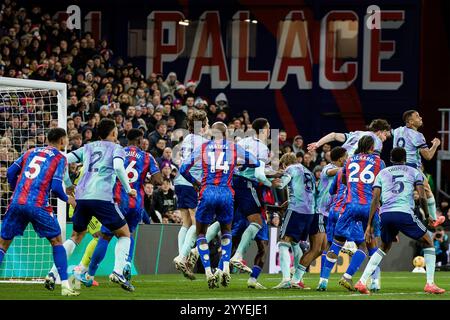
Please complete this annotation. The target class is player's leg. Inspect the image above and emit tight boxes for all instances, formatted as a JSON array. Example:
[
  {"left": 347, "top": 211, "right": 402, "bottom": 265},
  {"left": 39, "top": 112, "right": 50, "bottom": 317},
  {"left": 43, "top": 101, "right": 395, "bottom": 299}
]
[
  {"left": 187, "top": 221, "right": 222, "bottom": 272},
  {"left": 0, "top": 204, "right": 27, "bottom": 266},
  {"left": 178, "top": 209, "right": 197, "bottom": 272},
  {"left": 216, "top": 189, "right": 234, "bottom": 287},
  {"left": 178, "top": 208, "right": 190, "bottom": 253},
  {"left": 248, "top": 239, "right": 268, "bottom": 289},
  {"left": 77, "top": 217, "right": 102, "bottom": 275},
  {"left": 423, "top": 178, "right": 444, "bottom": 227}
]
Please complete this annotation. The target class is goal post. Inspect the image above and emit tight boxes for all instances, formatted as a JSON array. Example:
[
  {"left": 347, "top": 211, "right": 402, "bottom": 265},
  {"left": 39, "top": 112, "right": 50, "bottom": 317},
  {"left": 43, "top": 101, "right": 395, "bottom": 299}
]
[{"left": 0, "top": 77, "right": 67, "bottom": 283}]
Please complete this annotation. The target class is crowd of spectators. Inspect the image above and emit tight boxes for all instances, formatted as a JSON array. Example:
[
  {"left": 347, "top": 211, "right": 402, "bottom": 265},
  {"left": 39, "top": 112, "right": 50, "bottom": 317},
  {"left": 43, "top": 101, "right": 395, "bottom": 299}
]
[{"left": 0, "top": 0, "right": 448, "bottom": 258}]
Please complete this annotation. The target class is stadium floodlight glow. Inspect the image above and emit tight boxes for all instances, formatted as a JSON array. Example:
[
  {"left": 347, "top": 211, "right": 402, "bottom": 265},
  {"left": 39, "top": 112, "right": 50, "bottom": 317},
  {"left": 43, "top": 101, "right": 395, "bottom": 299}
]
[
  {"left": 244, "top": 19, "right": 251, "bottom": 22},
  {"left": 251, "top": 20, "right": 258, "bottom": 24},
  {"left": 178, "top": 19, "right": 189, "bottom": 26}
]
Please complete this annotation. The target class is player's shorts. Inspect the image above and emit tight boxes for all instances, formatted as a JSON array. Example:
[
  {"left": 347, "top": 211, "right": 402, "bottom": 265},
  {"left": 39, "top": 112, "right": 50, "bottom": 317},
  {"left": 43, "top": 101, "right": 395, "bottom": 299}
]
[
  {"left": 1, "top": 204, "right": 61, "bottom": 240},
  {"left": 87, "top": 217, "right": 102, "bottom": 235},
  {"left": 280, "top": 210, "right": 314, "bottom": 242},
  {"left": 175, "top": 184, "right": 198, "bottom": 209},
  {"left": 309, "top": 213, "right": 326, "bottom": 235},
  {"left": 232, "top": 176, "right": 262, "bottom": 217},
  {"left": 72, "top": 200, "right": 126, "bottom": 233},
  {"left": 231, "top": 210, "right": 269, "bottom": 241},
  {"left": 380, "top": 211, "right": 427, "bottom": 244},
  {"left": 196, "top": 186, "right": 234, "bottom": 225},
  {"left": 101, "top": 207, "right": 143, "bottom": 236},
  {"left": 327, "top": 209, "right": 365, "bottom": 244},
  {"left": 334, "top": 203, "right": 380, "bottom": 241}
]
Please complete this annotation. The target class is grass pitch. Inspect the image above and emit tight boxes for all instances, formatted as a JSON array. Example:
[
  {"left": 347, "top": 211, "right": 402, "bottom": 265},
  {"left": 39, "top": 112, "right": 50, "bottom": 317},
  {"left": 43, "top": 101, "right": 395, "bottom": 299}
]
[{"left": 0, "top": 272, "right": 449, "bottom": 300}]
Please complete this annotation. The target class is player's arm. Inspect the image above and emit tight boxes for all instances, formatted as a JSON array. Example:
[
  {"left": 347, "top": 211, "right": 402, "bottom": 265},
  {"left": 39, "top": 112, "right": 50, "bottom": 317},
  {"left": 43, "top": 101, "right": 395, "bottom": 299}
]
[
  {"left": 420, "top": 138, "right": 441, "bottom": 161},
  {"left": 366, "top": 186, "right": 381, "bottom": 243},
  {"left": 179, "top": 145, "right": 201, "bottom": 187},
  {"left": 52, "top": 157, "right": 76, "bottom": 207},
  {"left": 67, "top": 147, "right": 84, "bottom": 164},
  {"left": 7, "top": 152, "right": 25, "bottom": 189},
  {"left": 148, "top": 154, "right": 163, "bottom": 186},
  {"left": 326, "top": 167, "right": 339, "bottom": 177},
  {"left": 307, "top": 132, "right": 346, "bottom": 151},
  {"left": 329, "top": 174, "right": 339, "bottom": 196}
]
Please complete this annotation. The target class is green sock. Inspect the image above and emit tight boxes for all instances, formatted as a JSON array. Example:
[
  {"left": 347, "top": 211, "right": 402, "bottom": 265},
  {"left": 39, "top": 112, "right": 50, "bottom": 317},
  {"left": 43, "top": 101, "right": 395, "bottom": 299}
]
[
  {"left": 278, "top": 242, "right": 291, "bottom": 282},
  {"left": 234, "top": 223, "right": 261, "bottom": 259},
  {"left": 81, "top": 237, "right": 99, "bottom": 268},
  {"left": 424, "top": 247, "right": 436, "bottom": 285},
  {"left": 206, "top": 221, "right": 221, "bottom": 242},
  {"left": 427, "top": 197, "right": 437, "bottom": 220}
]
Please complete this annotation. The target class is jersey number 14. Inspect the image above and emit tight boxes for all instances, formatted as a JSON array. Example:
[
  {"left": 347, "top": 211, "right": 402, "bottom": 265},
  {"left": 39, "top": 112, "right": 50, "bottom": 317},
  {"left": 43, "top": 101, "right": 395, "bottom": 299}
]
[{"left": 208, "top": 152, "right": 229, "bottom": 174}]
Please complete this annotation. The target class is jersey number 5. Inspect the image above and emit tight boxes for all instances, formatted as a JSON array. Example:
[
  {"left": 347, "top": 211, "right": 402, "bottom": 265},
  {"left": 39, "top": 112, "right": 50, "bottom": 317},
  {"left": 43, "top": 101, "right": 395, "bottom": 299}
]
[
  {"left": 25, "top": 156, "right": 46, "bottom": 179},
  {"left": 208, "top": 152, "right": 229, "bottom": 174}
]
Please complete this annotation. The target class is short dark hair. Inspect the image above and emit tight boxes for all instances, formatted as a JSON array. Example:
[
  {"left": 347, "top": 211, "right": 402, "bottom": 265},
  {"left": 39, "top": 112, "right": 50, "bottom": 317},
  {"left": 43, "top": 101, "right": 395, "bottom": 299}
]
[
  {"left": 127, "top": 128, "right": 143, "bottom": 141},
  {"left": 97, "top": 118, "right": 116, "bottom": 139},
  {"left": 355, "top": 135, "right": 375, "bottom": 154},
  {"left": 368, "top": 119, "right": 391, "bottom": 132},
  {"left": 403, "top": 110, "right": 417, "bottom": 123},
  {"left": 252, "top": 118, "right": 269, "bottom": 132},
  {"left": 296, "top": 151, "right": 305, "bottom": 158},
  {"left": 391, "top": 147, "right": 407, "bottom": 163},
  {"left": 155, "top": 120, "right": 167, "bottom": 130},
  {"left": 330, "top": 146, "right": 347, "bottom": 162},
  {"left": 47, "top": 128, "right": 67, "bottom": 143}
]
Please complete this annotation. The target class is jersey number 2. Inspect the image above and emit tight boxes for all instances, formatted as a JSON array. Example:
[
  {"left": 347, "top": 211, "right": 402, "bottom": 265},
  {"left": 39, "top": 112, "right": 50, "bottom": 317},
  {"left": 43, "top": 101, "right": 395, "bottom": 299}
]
[{"left": 88, "top": 151, "right": 103, "bottom": 172}]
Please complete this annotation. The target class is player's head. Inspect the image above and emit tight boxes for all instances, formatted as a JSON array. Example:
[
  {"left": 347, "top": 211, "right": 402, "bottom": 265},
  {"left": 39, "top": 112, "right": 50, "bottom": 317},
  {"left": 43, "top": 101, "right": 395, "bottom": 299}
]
[
  {"left": 403, "top": 110, "right": 423, "bottom": 129},
  {"left": 98, "top": 118, "right": 118, "bottom": 141},
  {"left": 210, "top": 121, "right": 227, "bottom": 140},
  {"left": 47, "top": 127, "right": 68, "bottom": 151},
  {"left": 127, "top": 128, "right": 143, "bottom": 147},
  {"left": 368, "top": 119, "right": 391, "bottom": 142},
  {"left": 355, "top": 135, "right": 375, "bottom": 154},
  {"left": 188, "top": 110, "right": 209, "bottom": 134},
  {"left": 390, "top": 147, "right": 407, "bottom": 164},
  {"left": 252, "top": 118, "right": 270, "bottom": 139},
  {"left": 280, "top": 152, "right": 297, "bottom": 169},
  {"left": 330, "top": 146, "right": 348, "bottom": 167}
]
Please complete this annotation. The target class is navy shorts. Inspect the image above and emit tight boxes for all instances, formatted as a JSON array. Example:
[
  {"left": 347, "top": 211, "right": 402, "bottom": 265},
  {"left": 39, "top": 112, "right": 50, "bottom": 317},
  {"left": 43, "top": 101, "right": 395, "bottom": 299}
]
[
  {"left": 1, "top": 204, "right": 61, "bottom": 240},
  {"left": 309, "top": 213, "right": 326, "bottom": 235},
  {"left": 380, "top": 211, "right": 427, "bottom": 244},
  {"left": 280, "top": 210, "right": 314, "bottom": 242},
  {"left": 334, "top": 203, "right": 380, "bottom": 241},
  {"left": 72, "top": 200, "right": 126, "bottom": 233},
  {"left": 175, "top": 185, "right": 198, "bottom": 209},
  {"left": 101, "top": 206, "right": 143, "bottom": 236},
  {"left": 196, "top": 186, "right": 234, "bottom": 225},
  {"left": 232, "top": 176, "right": 262, "bottom": 217},
  {"left": 231, "top": 209, "right": 269, "bottom": 241}
]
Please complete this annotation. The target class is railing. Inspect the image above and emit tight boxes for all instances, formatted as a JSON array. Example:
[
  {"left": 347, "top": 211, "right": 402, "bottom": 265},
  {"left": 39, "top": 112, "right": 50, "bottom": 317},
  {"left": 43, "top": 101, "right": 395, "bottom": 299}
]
[{"left": 436, "top": 109, "right": 450, "bottom": 202}]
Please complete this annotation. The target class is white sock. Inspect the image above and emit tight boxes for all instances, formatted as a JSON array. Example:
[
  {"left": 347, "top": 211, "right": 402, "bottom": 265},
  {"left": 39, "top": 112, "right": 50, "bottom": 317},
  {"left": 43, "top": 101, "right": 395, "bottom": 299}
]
[
  {"left": 50, "top": 239, "right": 77, "bottom": 276},
  {"left": 113, "top": 237, "right": 131, "bottom": 275},
  {"left": 61, "top": 280, "right": 69, "bottom": 288},
  {"left": 206, "top": 221, "right": 221, "bottom": 242},
  {"left": 424, "top": 247, "right": 436, "bottom": 285},
  {"left": 205, "top": 267, "right": 213, "bottom": 277},
  {"left": 359, "top": 249, "right": 386, "bottom": 284},
  {"left": 181, "top": 225, "right": 196, "bottom": 258},
  {"left": 178, "top": 226, "right": 188, "bottom": 254},
  {"left": 278, "top": 242, "right": 291, "bottom": 282}
]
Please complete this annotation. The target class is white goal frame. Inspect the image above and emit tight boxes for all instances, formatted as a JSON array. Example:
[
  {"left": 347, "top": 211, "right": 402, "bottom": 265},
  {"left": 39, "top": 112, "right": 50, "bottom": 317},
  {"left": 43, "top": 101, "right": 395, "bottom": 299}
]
[{"left": 0, "top": 77, "right": 67, "bottom": 282}]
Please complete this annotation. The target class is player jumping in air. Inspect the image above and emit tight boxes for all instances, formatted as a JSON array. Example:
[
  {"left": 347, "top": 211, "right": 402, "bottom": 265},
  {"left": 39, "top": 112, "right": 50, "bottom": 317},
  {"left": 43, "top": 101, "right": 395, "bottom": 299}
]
[
  {"left": 392, "top": 110, "right": 444, "bottom": 228},
  {"left": 180, "top": 122, "right": 263, "bottom": 289},
  {"left": 355, "top": 147, "right": 445, "bottom": 295},
  {"left": 273, "top": 153, "right": 316, "bottom": 289},
  {"left": 76, "top": 128, "right": 161, "bottom": 287},
  {"left": 45, "top": 118, "right": 137, "bottom": 292},
  {"left": 321, "top": 136, "right": 384, "bottom": 292},
  {"left": 0, "top": 128, "right": 79, "bottom": 296}
]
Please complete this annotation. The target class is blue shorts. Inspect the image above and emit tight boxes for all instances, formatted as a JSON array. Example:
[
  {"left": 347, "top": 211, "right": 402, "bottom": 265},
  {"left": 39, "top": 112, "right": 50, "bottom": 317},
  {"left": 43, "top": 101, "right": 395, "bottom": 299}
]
[
  {"left": 101, "top": 207, "right": 143, "bottom": 236},
  {"left": 334, "top": 203, "right": 380, "bottom": 241},
  {"left": 175, "top": 185, "right": 198, "bottom": 209},
  {"left": 196, "top": 186, "right": 234, "bottom": 225},
  {"left": 327, "top": 209, "right": 365, "bottom": 244},
  {"left": 72, "top": 200, "right": 126, "bottom": 233},
  {"left": 232, "top": 176, "right": 262, "bottom": 217},
  {"left": 380, "top": 211, "right": 427, "bottom": 244},
  {"left": 280, "top": 210, "right": 314, "bottom": 242},
  {"left": 232, "top": 210, "right": 269, "bottom": 242},
  {"left": 1, "top": 204, "right": 61, "bottom": 240},
  {"left": 309, "top": 213, "right": 326, "bottom": 235}
]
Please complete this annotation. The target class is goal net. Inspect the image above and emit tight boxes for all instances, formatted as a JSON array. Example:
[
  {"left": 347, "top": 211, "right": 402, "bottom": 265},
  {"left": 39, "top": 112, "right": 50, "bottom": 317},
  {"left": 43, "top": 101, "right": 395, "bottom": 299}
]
[{"left": 0, "top": 78, "right": 67, "bottom": 283}]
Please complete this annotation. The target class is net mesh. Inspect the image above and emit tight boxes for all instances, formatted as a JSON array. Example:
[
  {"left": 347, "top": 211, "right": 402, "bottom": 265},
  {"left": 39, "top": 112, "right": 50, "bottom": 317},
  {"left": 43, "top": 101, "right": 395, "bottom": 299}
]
[{"left": 0, "top": 87, "right": 62, "bottom": 282}]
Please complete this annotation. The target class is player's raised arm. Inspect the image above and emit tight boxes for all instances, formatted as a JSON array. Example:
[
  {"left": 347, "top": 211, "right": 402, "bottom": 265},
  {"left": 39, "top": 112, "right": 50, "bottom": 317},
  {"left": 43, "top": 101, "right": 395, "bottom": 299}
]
[
  {"left": 7, "top": 151, "right": 28, "bottom": 189},
  {"left": 420, "top": 137, "right": 441, "bottom": 160},
  {"left": 307, "top": 132, "right": 346, "bottom": 152}
]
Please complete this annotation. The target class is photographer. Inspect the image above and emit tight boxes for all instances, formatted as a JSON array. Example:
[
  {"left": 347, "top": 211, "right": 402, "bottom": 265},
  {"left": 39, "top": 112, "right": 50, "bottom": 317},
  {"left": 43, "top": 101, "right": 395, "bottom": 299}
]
[{"left": 433, "top": 226, "right": 449, "bottom": 266}]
